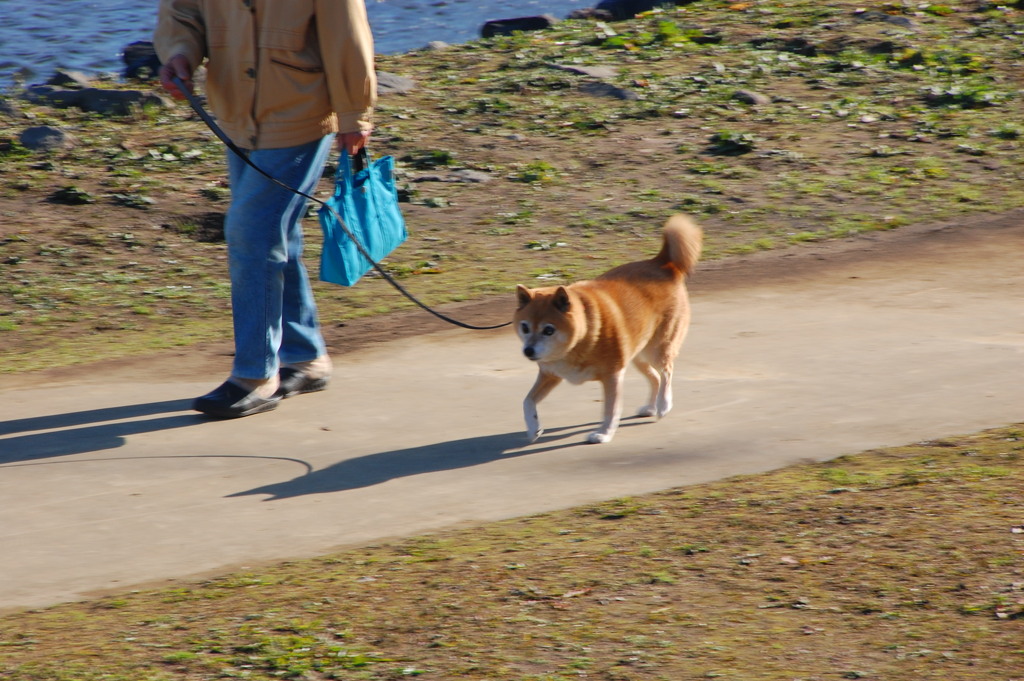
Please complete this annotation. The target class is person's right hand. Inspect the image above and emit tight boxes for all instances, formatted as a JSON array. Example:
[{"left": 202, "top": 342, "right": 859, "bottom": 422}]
[
  {"left": 159, "top": 54, "right": 194, "bottom": 100},
  {"left": 337, "top": 130, "right": 371, "bottom": 156}
]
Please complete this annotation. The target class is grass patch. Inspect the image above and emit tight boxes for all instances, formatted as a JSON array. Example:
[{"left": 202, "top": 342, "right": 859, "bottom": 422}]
[
  {"left": 1, "top": 425, "right": 1022, "bottom": 679},
  {"left": 1, "top": 0, "right": 1023, "bottom": 370}
]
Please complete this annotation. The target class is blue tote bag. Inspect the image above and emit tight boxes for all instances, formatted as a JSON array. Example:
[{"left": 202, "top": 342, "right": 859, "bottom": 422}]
[{"left": 319, "top": 148, "right": 407, "bottom": 287}]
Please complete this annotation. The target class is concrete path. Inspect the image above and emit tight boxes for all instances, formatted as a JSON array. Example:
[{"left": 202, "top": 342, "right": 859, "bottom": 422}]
[{"left": 1, "top": 214, "right": 1021, "bottom": 613}]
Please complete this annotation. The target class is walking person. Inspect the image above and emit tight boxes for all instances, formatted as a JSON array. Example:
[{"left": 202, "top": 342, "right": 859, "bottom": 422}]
[{"left": 153, "top": 0, "right": 377, "bottom": 417}]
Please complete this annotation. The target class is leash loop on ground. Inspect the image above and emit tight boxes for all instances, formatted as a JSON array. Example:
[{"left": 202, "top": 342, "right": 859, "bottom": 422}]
[{"left": 172, "top": 77, "right": 510, "bottom": 331}]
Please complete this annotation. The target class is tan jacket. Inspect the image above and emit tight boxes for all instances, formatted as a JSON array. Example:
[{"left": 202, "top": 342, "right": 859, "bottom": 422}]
[{"left": 154, "top": 0, "right": 376, "bottom": 149}]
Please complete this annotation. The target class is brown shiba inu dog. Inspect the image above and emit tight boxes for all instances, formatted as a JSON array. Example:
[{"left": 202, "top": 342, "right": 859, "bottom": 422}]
[{"left": 514, "top": 214, "right": 703, "bottom": 444}]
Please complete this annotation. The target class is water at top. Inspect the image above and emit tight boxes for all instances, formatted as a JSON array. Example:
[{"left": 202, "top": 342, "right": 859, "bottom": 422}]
[{"left": 0, "top": 0, "right": 596, "bottom": 91}]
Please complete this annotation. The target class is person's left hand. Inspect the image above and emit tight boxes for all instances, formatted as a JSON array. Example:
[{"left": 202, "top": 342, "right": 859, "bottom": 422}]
[
  {"left": 159, "top": 54, "right": 194, "bottom": 100},
  {"left": 337, "top": 130, "right": 371, "bottom": 155}
]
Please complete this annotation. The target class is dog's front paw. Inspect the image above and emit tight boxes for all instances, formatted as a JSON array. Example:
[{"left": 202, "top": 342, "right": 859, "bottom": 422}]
[
  {"left": 636, "top": 404, "right": 656, "bottom": 418},
  {"left": 526, "top": 428, "right": 543, "bottom": 443},
  {"left": 587, "top": 431, "right": 613, "bottom": 444}
]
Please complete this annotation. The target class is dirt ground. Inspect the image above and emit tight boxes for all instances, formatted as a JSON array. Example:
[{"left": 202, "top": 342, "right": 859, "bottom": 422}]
[
  {"left": 1, "top": 209, "right": 1022, "bottom": 680},
  {"left": 2, "top": 203, "right": 1019, "bottom": 394},
  {"left": 4, "top": 0, "right": 1024, "bottom": 377}
]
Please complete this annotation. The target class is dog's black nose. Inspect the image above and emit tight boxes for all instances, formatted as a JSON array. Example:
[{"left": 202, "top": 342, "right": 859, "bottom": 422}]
[{"left": 523, "top": 346, "right": 535, "bottom": 359}]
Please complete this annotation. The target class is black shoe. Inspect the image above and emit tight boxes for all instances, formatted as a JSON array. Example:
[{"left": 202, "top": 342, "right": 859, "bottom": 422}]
[
  {"left": 276, "top": 366, "right": 330, "bottom": 398},
  {"left": 193, "top": 380, "right": 281, "bottom": 418}
]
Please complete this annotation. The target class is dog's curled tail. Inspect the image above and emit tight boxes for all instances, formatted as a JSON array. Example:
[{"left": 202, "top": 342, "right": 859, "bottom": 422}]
[{"left": 657, "top": 214, "right": 703, "bottom": 277}]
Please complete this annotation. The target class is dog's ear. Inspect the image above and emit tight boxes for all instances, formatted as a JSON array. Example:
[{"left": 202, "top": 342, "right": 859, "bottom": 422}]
[
  {"left": 516, "top": 284, "right": 532, "bottom": 309},
  {"left": 554, "top": 286, "right": 571, "bottom": 313}
]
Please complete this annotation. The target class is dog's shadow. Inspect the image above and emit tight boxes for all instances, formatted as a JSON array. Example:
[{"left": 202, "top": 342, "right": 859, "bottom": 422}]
[{"left": 229, "top": 419, "right": 648, "bottom": 500}]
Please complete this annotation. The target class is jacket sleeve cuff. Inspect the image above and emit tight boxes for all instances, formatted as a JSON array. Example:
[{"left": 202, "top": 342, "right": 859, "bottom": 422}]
[
  {"left": 337, "top": 112, "right": 374, "bottom": 135},
  {"left": 157, "top": 42, "right": 204, "bottom": 72}
]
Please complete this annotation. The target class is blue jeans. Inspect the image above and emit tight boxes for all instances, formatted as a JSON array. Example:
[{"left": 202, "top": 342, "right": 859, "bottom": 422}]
[{"left": 224, "top": 135, "right": 334, "bottom": 380}]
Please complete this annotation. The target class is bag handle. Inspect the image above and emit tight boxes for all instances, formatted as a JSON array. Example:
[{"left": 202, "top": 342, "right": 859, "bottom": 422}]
[
  {"left": 352, "top": 147, "right": 368, "bottom": 173},
  {"left": 337, "top": 147, "right": 371, "bottom": 188}
]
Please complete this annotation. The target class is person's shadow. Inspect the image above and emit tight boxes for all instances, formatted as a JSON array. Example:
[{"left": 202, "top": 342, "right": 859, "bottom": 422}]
[
  {"left": 0, "top": 399, "right": 198, "bottom": 463},
  {"left": 1, "top": 399, "right": 650, "bottom": 498},
  {"left": 228, "top": 419, "right": 649, "bottom": 501}
]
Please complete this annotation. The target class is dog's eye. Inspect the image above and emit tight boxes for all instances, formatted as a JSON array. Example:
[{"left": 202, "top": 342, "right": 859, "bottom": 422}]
[
  {"left": 542, "top": 325, "right": 556, "bottom": 336},
  {"left": 520, "top": 322, "right": 530, "bottom": 334}
]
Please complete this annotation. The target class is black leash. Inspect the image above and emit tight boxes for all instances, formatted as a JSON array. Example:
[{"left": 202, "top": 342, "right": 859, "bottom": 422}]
[{"left": 172, "top": 77, "right": 510, "bottom": 331}]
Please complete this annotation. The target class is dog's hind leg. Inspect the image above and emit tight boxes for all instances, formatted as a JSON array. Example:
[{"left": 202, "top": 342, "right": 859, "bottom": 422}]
[
  {"left": 633, "top": 358, "right": 661, "bottom": 418},
  {"left": 645, "top": 332, "right": 683, "bottom": 419},
  {"left": 524, "top": 371, "right": 562, "bottom": 443},
  {"left": 589, "top": 369, "right": 626, "bottom": 444},
  {"left": 655, "top": 362, "right": 673, "bottom": 418}
]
